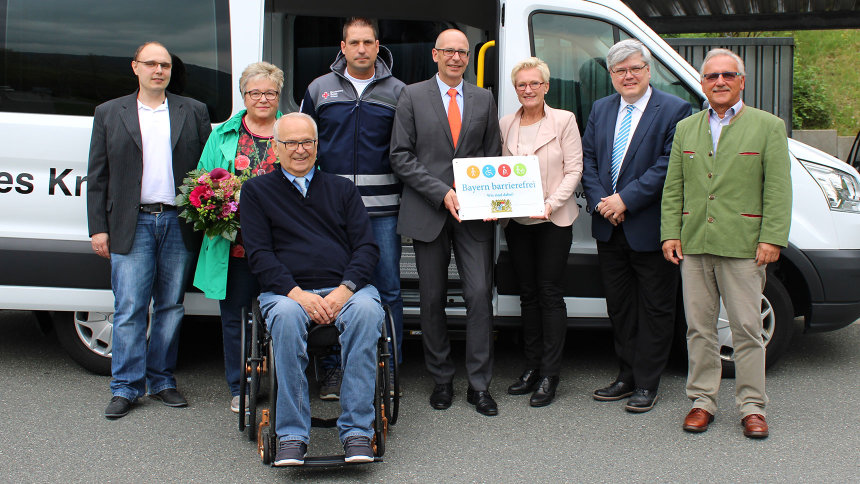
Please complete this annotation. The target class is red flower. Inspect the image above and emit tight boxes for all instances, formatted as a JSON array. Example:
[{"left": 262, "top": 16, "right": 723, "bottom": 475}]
[
  {"left": 209, "top": 168, "right": 231, "bottom": 183},
  {"left": 235, "top": 154, "right": 251, "bottom": 171},
  {"left": 230, "top": 244, "right": 246, "bottom": 258},
  {"left": 189, "top": 185, "right": 212, "bottom": 208}
]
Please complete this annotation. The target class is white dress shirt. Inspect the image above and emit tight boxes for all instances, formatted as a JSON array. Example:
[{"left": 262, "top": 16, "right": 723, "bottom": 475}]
[
  {"left": 612, "top": 86, "right": 652, "bottom": 175},
  {"left": 137, "top": 98, "right": 175, "bottom": 204}
]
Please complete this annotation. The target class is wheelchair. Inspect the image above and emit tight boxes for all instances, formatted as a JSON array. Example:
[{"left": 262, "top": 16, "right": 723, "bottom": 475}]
[{"left": 238, "top": 298, "right": 400, "bottom": 466}]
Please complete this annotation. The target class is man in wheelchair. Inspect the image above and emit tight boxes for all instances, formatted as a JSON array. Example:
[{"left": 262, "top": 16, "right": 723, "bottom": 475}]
[{"left": 241, "top": 113, "right": 383, "bottom": 466}]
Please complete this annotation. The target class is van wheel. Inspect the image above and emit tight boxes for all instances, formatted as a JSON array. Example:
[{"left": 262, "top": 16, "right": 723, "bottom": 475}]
[
  {"left": 52, "top": 311, "right": 113, "bottom": 375},
  {"left": 718, "top": 277, "right": 794, "bottom": 377}
]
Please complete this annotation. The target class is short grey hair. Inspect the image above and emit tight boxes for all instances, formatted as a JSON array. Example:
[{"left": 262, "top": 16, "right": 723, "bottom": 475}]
[
  {"left": 273, "top": 112, "right": 318, "bottom": 141},
  {"left": 239, "top": 62, "right": 284, "bottom": 94},
  {"left": 510, "top": 57, "right": 550, "bottom": 85},
  {"left": 606, "top": 39, "right": 651, "bottom": 70},
  {"left": 700, "top": 48, "right": 746, "bottom": 77}
]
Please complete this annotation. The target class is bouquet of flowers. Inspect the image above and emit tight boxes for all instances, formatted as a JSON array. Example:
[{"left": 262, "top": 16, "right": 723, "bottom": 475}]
[{"left": 175, "top": 167, "right": 247, "bottom": 242}]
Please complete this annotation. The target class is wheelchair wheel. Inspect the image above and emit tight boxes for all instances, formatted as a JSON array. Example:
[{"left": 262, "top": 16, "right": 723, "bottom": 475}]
[
  {"left": 383, "top": 307, "right": 400, "bottom": 426},
  {"left": 238, "top": 307, "right": 250, "bottom": 432},
  {"left": 373, "top": 355, "right": 386, "bottom": 458},
  {"left": 247, "top": 310, "right": 261, "bottom": 442}
]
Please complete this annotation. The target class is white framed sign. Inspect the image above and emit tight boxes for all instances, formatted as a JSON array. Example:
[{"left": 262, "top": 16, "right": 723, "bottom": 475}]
[{"left": 453, "top": 155, "right": 545, "bottom": 220}]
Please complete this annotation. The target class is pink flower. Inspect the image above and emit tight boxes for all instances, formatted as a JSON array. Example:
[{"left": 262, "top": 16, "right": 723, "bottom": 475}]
[
  {"left": 235, "top": 154, "right": 251, "bottom": 171},
  {"left": 209, "top": 168, "right": 231, "bottom": 183}
]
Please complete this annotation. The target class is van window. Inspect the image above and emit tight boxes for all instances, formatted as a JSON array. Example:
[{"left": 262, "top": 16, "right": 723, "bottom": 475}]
[
  {"left": 0, "top": 0, "right": 232, "bottom": 121},
  {"left": 264, "top": 8, "right": 496, "bottom": 113},
  {"left": 530, "top": 13, "right": 702, "bottom": 131}
]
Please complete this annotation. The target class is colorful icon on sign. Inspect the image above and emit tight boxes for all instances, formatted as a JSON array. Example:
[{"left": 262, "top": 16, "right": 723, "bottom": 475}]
[
  {"left": 482, "top": 165, "right": 496, "bottom": 178},
  {"left": 466, "top": 165, "right": 480, "bottom": 179},
  {"left": 513, "top": 163, "right": 527, "bottom": 176},
  {"left": 498, "top": 164, "right": 511, "bottom": 177}
]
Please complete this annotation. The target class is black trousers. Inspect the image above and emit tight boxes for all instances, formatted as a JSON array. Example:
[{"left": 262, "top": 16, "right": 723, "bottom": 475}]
[
  {"left": 597, "top": 226, "right": 679, "bottom": 391},
  {"left": 504, "top": 220, "right": 572, "bottom": 377}
]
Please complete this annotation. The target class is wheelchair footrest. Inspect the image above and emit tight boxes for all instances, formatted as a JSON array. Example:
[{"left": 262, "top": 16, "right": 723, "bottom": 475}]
[{"left": 301, "top": 455, "right": 383, "bottom": 467}]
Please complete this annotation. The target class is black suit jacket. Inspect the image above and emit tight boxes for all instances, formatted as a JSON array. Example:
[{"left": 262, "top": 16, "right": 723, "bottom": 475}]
[
  {"left": 580, "top": 87, "right": 691, "bottom": 252},
  {"left": 87, "top": 91, "right": 211, "bottom": 254},
  {"left": 390, "top": 77, "right": 502, "bottom": 242}
]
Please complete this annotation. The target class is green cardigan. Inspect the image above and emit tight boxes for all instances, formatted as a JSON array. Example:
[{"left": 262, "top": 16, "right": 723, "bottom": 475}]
[
  {"left": 660, "top": 105, "right": 792, "bottom": 258},
  {"left": 192, "top": 109, "right": 282, "bottom": 299}
]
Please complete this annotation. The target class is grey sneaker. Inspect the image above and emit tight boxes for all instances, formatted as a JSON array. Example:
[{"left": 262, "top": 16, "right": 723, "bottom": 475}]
[
  {"left": 319, "top": 366, "right": 343, "bottom": 401},
  {"left": 343, "top": 435, "right": 374, "bottom": 463},
  {"left": 274, "top": 439, "right": 307, "bottom": 466}
]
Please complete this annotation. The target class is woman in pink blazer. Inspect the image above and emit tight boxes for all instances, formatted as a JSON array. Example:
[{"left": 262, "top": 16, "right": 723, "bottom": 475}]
[{"left": 499, "top": 57, "right": 583, "bottom": 407}]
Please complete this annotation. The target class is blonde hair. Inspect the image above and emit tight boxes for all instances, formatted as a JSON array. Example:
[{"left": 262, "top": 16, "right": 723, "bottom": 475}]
[
  {"left": 239, "top": 62, "right": 285, "bottom": 94},
  {"left": 510, "top": 57, "right": 551, "bottom": 85}
]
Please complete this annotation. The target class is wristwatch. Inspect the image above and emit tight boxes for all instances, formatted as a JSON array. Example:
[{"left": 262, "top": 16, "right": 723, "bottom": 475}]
[{"left": 340, "top": 280, "right": 357, "bottom": 292}]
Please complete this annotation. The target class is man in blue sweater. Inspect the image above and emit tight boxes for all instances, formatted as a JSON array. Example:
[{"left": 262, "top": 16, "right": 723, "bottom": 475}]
[{"left": 241, "top": 113, "right": 383, "bottom": 466}]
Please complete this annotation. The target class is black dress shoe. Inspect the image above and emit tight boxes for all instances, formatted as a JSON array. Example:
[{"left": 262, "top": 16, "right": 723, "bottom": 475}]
[
  {"left": 625, "top": 388, "right": 659, "bottom": 413},
  {"left": 149, "top": 388, "right": 188, "bottom": 407},
  {"left": 466, "top": 387, "right": 498, "bottom": 416},
  {"left": 529, "top": 376, "right": 559, "bottom": 407},
  {"left": 507, "top": 369, "right": 541, "bottom": 395},
  {"left": 104, "top": 396, "right": 132, "bottom": 419},
  {"left": 592, "top": 380, "right": 634, "bottom": 401},
  {"left": 429, "top": 383, "right": 454, "bottom": 410}
]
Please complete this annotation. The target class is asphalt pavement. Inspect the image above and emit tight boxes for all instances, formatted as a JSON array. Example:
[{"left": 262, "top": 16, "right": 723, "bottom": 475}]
[{"left": 0, "top": 311, "right": 857, "bottom": 483}]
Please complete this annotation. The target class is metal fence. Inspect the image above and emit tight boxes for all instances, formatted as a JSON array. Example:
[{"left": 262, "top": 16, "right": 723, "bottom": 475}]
[{"left": 665, "top": 37, "right": 794, "bottom": 135}]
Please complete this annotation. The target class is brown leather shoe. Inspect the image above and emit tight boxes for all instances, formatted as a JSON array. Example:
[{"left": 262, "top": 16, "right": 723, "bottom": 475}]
[
  {"left": 742, "top": 414, "right": 769, "bottom": 438},
  {"left": 683, "top": 408, "right": 714, "bottom": 432}
]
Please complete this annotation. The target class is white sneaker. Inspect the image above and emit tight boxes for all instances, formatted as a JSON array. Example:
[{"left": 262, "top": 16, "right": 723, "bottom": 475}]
[{"left": 230, "top": 395, "right": 249, "bottom": 413}]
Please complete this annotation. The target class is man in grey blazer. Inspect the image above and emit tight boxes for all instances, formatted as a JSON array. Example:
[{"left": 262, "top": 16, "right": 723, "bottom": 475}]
[
  {"left": 87, "top": 41, "right": 211, "bottom": 419},
  {"left": 390, "top": 29, "right": 502, "bottom": 416}
]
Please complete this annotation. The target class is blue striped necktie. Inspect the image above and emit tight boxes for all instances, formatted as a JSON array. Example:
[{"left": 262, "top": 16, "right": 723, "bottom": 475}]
[
  {"left": 294, "top": 176, "right": 307, "bottom": 197},
  {"left": 611, "top": 104, "right": 634, "bottom": 192}
]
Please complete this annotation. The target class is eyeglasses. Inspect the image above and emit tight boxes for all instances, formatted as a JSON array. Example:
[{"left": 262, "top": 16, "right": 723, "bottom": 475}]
[
  {"left": 515, "top": 81, "right": 545, "bottom": 92},
  {"left": 276, "top": 139, "right": 317, "bottom": 151},
  {"left": 435, "top": 48, "right": 470, "bottom": 58},
  {"left": 245, "top": 90, "right": 279, "bottom": 101},
  {"left": 702, "top": 71, "right": 742, "bottom": 82},
  {"left": 135, "top": 59, "right": 172, "bottom": 70},
  {"left": 610, "top": 64, "right": 648, "bottom": 77}
]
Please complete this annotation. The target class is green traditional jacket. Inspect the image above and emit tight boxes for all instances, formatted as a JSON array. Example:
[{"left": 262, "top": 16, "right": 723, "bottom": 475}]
[
  {"left": 192, "top": 109, "right": 282, "bottom": 299},
  {"left": 660, "top": 105, "right": 792, "bottom": 259}
]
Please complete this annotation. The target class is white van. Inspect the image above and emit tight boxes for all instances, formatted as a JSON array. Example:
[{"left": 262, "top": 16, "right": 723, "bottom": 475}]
[{"left": 2, "top": 0, "right": 858, "bottom": 376}]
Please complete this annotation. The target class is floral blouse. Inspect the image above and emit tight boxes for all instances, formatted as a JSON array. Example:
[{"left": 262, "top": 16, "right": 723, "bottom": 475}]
[{"left": 230, "top": 117, "right": 277, "bottom": 258}]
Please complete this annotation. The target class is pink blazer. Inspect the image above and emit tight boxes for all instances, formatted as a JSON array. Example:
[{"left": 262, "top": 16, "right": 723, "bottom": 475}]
[{"left": 499, "top": 103, "right": 583, "bottom": 227}]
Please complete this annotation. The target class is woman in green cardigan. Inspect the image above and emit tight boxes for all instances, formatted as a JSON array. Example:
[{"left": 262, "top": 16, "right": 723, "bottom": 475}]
[{"left": 193, "top": 62, "right": 283, "bottom": 413}]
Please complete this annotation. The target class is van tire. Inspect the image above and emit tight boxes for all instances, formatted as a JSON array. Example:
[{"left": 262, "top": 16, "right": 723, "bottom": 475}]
[
  {"left": 719, "top": 276, "right": 794, "bottom": 378},
  {"left": 52, "top": 311, "right": 112, "bottom": 376}
]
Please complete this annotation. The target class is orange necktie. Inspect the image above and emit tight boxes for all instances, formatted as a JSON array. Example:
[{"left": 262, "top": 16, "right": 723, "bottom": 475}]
[{"left": 447, "top": 88, "right": 461, "bottom": 148}]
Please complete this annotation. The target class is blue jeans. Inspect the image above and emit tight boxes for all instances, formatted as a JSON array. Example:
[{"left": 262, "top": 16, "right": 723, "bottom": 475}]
[
  {"left": 219, "top": 256, "right": 259, "bottom": 396},
  {"left": 109, "top": 211, "right": 191, "bottom": 401},
  {"left": 258, "top": 285, "right": 383, "bottom": 444},
  {"left": 371, "top": 215, "right": 404, "bottom": 362},
  {"left": 321, "top": 215, "right": 403, "bottom": 370}
]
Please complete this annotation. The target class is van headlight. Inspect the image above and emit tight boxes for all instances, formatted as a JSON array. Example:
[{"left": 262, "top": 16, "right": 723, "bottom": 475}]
[{"left": 799, "top": 160, "right": 860, "bottom": 212}]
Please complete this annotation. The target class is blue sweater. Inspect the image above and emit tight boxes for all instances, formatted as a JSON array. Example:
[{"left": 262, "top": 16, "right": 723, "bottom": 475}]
[{"left": 240, "top": 168, "right": 379, "bottom": 295}]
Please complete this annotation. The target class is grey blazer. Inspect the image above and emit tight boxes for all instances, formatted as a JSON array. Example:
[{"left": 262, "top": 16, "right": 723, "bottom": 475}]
[
  {"left": 390, "top": 77, "right": 502, "bottom": 242},
  {"left": 86, "top": 91, "right": 212, "bottom": 254}
]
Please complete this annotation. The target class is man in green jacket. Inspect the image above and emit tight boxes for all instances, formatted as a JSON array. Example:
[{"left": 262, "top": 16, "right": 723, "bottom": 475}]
[{"left": 660, "top": 48, "right": 791, "bottom": 439}]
